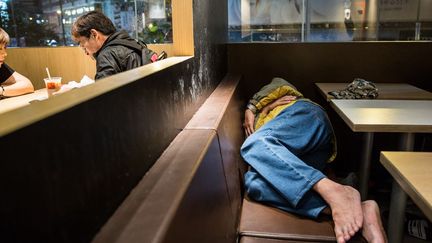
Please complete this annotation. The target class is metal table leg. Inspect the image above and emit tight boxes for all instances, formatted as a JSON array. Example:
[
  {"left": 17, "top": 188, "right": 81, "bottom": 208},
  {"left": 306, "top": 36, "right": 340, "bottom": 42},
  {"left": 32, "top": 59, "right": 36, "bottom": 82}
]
[
  {"left": 386, "top": 132, "right": 415, "bottom": 243},
  {"left": 359, "top": 132, "right": 373, "bottom": 200},
  {"left": 387, "top": 182, "right": 408, "bottom": 243},
  {"left": 400, "top": 133, "right": 415, "bottom": 151}
]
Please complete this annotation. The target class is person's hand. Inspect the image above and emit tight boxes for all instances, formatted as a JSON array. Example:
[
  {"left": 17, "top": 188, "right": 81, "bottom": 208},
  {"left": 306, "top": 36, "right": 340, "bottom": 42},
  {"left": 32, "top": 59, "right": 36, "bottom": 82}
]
[
  {"left": 261, "top": 95, "right": 297, "bottom": 115},
  {"left": 243, "top": 109, "right": 255, "bottom": 137}
]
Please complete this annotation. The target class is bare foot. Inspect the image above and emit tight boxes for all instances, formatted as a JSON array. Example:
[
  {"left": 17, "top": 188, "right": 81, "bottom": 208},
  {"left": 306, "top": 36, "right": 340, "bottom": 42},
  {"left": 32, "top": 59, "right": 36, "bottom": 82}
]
[
  {"left": 314, "top": 178, "right": 363, "bottom": 243},
  {"left": 361, "top": 200, "right": 387, "bottom": 243}
]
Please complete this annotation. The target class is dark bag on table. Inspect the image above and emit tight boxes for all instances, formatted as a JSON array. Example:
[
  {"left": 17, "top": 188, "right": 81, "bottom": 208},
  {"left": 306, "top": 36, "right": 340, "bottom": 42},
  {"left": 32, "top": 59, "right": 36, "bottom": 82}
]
[{"left": 328, "top": 78, "right": 379, "bottom": 99}]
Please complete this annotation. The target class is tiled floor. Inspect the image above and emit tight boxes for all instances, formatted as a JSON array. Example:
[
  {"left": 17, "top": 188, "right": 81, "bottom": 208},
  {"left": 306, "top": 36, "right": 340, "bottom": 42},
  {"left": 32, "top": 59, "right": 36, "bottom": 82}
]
[
  {"left": 404, "top": 235, "right": 431, "bottom": 243},
  {"left": 333, "top": 171, "right": 431, "bottom": 242},
  {"left": 367, "top": 175, "right": 432, "bottom": 243}
]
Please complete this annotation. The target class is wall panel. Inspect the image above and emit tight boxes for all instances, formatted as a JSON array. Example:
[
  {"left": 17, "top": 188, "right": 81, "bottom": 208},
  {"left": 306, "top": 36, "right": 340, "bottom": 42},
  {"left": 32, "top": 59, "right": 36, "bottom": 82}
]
[{"left": 228, "top": 42, "right": 432, "bottom": 100}]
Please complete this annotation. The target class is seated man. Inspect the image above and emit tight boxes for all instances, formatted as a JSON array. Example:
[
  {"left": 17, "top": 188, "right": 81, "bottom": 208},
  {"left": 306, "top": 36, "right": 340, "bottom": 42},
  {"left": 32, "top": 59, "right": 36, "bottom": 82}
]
[
  {"left": 241, "top": 77, "right": 387, "bottom": 243},
  {"left": 72, "top": 11, "right": 153, "bottom": 80},
  {"left": 0, "top": 28, "right": 34, "bottom": 98}
]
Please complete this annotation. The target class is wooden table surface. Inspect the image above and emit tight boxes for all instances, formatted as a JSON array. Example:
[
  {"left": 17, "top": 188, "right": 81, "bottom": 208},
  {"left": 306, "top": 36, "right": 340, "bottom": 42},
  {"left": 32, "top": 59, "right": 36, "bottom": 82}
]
[
  {"left": 330, "top": 99, "right": 432, "bottom": 133},
  {"left": 0, "top": 89, "right": 47, "bottom": 114},
  {"left": 331, "top": 99, "right": 432, "bottom": 201},
  {"left": 316, "top": 83, "right": 432, "bottom": 101},
  {"left": 380, "top": 151, "right": 432, "bottom": 222}
]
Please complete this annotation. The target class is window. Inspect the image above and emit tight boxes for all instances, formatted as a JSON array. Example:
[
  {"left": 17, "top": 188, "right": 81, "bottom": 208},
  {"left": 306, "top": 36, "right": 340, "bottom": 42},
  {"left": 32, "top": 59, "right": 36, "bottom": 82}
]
[
  {"left": 228, "top": 0, "right": 432, "bottom": 42},
  {"left": 0, "top": 0, "right": 172, "bottom": 47}
]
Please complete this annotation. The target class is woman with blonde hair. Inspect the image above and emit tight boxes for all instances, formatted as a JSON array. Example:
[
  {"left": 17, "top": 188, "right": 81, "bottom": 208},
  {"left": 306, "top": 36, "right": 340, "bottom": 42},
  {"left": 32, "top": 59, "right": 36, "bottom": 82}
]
[{"left": 0, "top": 28, "right": 34, "bottom": 98}]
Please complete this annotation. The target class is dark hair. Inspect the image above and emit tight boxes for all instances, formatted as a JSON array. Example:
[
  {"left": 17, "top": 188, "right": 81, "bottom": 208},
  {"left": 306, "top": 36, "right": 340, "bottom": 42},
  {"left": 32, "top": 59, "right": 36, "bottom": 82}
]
[{"left": 72, "top": 11, "right": 116, "bottom": 39}]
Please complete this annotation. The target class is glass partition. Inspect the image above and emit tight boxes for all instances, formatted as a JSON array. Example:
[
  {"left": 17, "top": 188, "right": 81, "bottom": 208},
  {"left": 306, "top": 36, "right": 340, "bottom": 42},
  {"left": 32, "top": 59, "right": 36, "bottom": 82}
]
[
  {"left": 0, "top": 0, "right": 172, "bottom": 47},
  {"left": 228, "top": 0, "right": 432, "bottom": 42}
]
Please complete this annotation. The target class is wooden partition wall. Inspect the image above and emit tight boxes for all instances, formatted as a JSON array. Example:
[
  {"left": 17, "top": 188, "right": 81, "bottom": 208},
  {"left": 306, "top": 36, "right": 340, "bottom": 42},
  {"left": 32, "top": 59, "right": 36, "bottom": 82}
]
[
  {"left": 7, "top": 45, "right": 173, "bottom": 89},
  {"left": 6, "top": 0, "right": 193, "bottom": 90},
  {"left": 7, "top": 47, "right": 96, "bottom": 89}
]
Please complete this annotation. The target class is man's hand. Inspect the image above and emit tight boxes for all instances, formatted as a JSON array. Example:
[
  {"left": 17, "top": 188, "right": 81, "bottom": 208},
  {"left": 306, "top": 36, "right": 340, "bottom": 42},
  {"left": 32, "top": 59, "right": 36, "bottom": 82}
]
[
  {"left": 243, "top": 96, "right": 297, "bottom": 137},
  {"left": 243, "top": 109, "right": 255, "bottom": 137},
  {"left": 261, "top": 95, "right": 297, "bottom": 116}
]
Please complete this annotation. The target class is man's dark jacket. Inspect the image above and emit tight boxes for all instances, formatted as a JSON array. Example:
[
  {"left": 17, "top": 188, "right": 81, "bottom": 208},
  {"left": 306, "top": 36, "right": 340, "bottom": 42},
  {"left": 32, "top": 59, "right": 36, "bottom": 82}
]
[{"left": 93, "top": 30, "right": 143, "bottom": 80}]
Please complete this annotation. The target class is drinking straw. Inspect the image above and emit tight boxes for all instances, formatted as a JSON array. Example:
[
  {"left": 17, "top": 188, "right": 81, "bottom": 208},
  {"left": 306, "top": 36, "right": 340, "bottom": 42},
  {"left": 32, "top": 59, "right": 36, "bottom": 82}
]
[{"left": 45, "top": 67, "right": 52, "bottom": 80}]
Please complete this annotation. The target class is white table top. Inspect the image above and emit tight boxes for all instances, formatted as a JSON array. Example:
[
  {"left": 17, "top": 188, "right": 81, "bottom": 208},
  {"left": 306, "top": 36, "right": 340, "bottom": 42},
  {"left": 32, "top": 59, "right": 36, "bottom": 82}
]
[
  {"left": 316, "top": 83, "right": 432, "bottom": 101},
  {"left": 0, "top": 89, "right": 48, "bottom": 115},
  {"left": 330, "top": 100, "right": 432, "bottom": 133},
  {"left": 380, "top": 152, "right": 432, "bottom": 222}
]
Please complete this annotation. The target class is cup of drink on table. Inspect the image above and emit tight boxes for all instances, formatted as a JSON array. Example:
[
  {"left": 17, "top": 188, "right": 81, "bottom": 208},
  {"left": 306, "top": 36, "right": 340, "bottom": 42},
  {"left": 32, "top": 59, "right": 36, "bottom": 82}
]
[
  {"left": 44, "top": 77, "right": 62, "bottom": 97},
  {"left": 44, "top": 67, "right": 62, "bottom": 98}
]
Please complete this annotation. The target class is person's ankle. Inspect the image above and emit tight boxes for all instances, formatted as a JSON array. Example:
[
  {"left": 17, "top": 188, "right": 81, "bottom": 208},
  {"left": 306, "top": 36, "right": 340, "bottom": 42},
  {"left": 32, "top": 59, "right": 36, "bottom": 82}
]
[{"left": 313, "top": 178, "right": 343, "bottom": 195}]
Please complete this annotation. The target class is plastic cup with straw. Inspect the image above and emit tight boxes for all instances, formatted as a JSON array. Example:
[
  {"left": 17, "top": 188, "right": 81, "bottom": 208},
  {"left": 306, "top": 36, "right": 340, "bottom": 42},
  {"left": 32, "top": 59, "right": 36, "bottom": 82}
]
[{"left": 44, "top": 67, "right": 62, "bottom": 97}]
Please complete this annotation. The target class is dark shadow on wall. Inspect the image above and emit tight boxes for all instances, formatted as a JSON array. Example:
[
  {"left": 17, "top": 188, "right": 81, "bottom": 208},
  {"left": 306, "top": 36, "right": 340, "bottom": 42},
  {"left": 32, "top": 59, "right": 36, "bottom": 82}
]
[
  {"left": 228, "top": 42, "right": 432, "bottom": 100},
  {"left": 0, "top": 1, "right": 228, "bottom": 243}
]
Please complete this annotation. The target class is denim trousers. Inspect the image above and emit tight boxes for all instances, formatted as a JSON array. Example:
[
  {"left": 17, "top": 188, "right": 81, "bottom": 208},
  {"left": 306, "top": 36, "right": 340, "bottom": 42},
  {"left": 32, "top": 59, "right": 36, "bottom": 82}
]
[{"left": 241, "top": 100, "right": 334, "bottom": 218}]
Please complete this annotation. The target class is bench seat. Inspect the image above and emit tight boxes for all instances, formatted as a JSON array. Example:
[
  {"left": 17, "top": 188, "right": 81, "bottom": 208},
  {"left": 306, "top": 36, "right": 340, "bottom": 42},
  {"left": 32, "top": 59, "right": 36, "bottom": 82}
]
[
  {"left": 239, "top": 198, "right": 335, "bottom": 242},
  {"left": 239, "top": 198, "right": 367, "bottom": 243},
  {"left": 240, "top": 236, "right": 325, "bottom": 243}
]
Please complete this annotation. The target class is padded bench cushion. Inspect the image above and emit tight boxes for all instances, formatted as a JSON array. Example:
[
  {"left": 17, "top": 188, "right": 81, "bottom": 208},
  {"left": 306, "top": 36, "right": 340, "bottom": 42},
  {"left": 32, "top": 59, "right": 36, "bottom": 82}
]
[
  {"left": 239, "top": 198, "right": 336, "bottom": 242},
  {"left": 240, "top": 236, "right": 320, "bottom": 243},
  {"left": 239, "top": 198, "right": 367, "bottom": 243}
]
